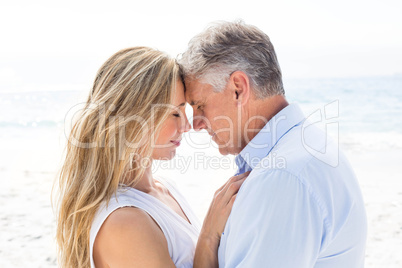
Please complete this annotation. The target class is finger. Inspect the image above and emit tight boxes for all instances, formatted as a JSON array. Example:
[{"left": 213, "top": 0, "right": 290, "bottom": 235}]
[
  {"left": 216, "top": 181, "right": 228, "bottom": 192},
  {"left": 229, "top": 193, "right": 237, "bottom": 207},
  {"left": 214, "top": 183, "right": 228, "bottom": 197},
  {"left": 221, "top": 171, "right": 250, "bottom": 192},
  {"left": 220, "top": 193, "right": 238, "bottom": 221},
  {"left": 226, "top": 177, "right": 245, "bottom": 195},
  {"left": 214, "top": 175, "right": 240, "bottom": 195},
  {"left": 220, "top": 178, "right": 246, "bottom": 205},
  {"left": 234, "top": 171, "right": 251, "bottom": 180},
  {"left": 214, "top": 171, "right": 251, "bottom": 198}
]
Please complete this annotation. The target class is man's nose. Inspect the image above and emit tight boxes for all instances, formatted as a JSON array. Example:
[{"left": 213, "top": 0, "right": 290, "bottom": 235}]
[{"left": 193, "top": 116, "right": 207, "bottom": 132}]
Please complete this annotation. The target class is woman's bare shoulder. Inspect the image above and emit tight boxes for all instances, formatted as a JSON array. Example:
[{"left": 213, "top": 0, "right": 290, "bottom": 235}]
[
  {"left": 93, "top": 207, "right": 175, "bottom": 268},
  {"left": 100, "top": 207, "right": 159, "bottom": 233}
]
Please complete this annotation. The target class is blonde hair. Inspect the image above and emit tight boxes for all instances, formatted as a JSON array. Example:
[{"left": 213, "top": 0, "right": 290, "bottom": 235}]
[{"left": 55, "top": 47, "right": 180, "bottom": 268}]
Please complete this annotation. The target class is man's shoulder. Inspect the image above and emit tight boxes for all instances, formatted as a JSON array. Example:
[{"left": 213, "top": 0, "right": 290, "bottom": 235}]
[
  {"left": 257, "top": 121, "right": 346, "bottom": 177},
  {"left": 246, "top": 121, "right": 359, "bottom": 206},
  {"left": 242, "top": 168, "right": 307, "bottom": 197}
]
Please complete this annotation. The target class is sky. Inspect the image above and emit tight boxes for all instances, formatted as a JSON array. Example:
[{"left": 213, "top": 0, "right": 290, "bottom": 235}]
[{"left": 0, "top": 0, "right": 401, "bottom": 92}]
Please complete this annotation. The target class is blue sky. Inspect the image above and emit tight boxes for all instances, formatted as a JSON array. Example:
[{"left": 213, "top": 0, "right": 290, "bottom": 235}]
[{"left": 0, "top": 0, "right": 401, "bottom": 92}]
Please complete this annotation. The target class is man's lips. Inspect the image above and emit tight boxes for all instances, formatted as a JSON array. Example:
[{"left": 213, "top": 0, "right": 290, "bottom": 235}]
[{"left": 210, "top": 132, "right": 218, "bottom": 142}]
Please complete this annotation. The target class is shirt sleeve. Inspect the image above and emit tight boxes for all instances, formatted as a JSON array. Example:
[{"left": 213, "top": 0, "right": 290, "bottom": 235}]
[{"left": 221, "top": 169, "right": 326, "bottom": 267}]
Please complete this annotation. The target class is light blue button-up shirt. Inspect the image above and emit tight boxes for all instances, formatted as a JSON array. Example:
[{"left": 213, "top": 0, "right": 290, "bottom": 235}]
[{"left": 218, "top": 104, "right": 367, "bottom": 267}]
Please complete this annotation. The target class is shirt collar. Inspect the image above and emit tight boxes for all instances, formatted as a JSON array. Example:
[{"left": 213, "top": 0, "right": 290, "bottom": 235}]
[{"left": 235, "top": 103, "right": 305, "bottom": 170}]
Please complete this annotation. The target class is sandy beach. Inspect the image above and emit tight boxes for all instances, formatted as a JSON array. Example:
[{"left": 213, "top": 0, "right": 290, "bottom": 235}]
[
  {"left": 0, "top": 129, "right": 59, "bottom": 267},
  {"left": 346, "top": 148, "right": 402, "bottom": 268}
]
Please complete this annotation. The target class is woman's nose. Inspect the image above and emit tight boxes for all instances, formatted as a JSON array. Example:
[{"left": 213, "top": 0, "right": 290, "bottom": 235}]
[
  {"left": 184, "top": 116, "right": 191, "bottom": 132},
  {"left": 180, "top": 114, "right": 192, "bottom": 133}
]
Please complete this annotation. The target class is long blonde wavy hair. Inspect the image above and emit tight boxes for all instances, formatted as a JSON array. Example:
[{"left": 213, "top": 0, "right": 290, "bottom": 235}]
[{"left": 55, "top": 47, "right": 180, "bottom": 268}]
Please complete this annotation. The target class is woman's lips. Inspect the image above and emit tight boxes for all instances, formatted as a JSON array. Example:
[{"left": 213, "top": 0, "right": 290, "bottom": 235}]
[{"left": 171, "top": 140, "right": 181, "bottom": 146}]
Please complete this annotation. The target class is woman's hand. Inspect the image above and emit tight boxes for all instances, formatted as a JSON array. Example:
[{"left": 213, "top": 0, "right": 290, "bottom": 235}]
[
  {"left": 194, "top": 171, "right": 250, "bottom": 268},
  {"left": 202, "top": 171, "right": 250, "bottom": 243}
]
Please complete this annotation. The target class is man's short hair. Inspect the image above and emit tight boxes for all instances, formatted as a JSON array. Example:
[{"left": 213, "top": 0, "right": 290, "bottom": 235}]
[{"left": 179, "top": 20, "right": 285, "bottom": 99}]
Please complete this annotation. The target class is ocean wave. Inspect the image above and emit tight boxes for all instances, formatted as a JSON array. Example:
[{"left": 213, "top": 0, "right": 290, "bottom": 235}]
[
  {"left": 0, "top": 120, "right": 62, "bottom": 128},
  {"left": 340, "top": 131, "right": 402, "bottom": 152}
]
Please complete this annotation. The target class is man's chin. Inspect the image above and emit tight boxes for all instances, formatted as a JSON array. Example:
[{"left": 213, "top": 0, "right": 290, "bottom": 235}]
[
  {"left": 217, "top": 145, "right": 232, "bottom": 156},
  {"left": 212, "top": 138, "right": 236, "bottom": 155}
]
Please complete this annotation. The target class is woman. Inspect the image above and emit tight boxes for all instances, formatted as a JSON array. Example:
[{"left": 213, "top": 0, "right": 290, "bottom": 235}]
[{"left": 56, "top": 47, "right": 247, "bottom": 268}]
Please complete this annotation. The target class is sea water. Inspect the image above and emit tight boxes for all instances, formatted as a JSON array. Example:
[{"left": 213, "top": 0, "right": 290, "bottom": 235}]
[{"left": 1, "top": 76, "right": 401, "bottom": 162}]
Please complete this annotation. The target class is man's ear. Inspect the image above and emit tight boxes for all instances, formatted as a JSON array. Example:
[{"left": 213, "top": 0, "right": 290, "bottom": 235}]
[{"left": 229, "top": 71, "right": 251, "bottom": 106}]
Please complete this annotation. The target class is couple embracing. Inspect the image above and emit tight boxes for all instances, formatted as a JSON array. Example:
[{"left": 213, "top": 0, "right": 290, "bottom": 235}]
[{"left": 56, "top": 21, "right": 367, "bottom": 267}]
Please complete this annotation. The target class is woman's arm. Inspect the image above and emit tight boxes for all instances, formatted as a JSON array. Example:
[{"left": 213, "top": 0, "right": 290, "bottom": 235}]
[
  {"left": 93, "top": 207, "right": 176, "bottom": 268},
  {"left": 194, "top": 172, "right": 249, "bottom": 268}
]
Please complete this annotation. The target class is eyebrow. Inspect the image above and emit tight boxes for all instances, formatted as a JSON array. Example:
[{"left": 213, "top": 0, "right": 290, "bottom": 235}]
[{"left": 177, "top": 102, "right": 186, "bottom": 107}]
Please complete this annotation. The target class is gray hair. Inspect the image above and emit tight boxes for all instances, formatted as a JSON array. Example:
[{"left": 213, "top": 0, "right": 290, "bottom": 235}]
[{"left": 178, "top": 20, "right": 285, "bottom": 99}]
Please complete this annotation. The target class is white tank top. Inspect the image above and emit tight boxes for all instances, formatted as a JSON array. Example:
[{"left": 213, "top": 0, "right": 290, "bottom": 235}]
[{"left": 89, "top": 177, "right": 201, "bottom": 268}]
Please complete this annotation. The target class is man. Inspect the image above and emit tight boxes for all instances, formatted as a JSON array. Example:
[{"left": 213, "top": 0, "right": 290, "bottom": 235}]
[{"left": 179, "top": 21, "right": 367, "bottom": 267}]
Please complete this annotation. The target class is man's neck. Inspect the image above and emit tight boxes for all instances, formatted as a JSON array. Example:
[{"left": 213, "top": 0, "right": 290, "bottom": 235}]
[{"left": 241, "top": 94, "right": 289, "bottom": 150}]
